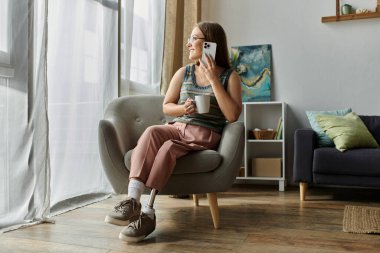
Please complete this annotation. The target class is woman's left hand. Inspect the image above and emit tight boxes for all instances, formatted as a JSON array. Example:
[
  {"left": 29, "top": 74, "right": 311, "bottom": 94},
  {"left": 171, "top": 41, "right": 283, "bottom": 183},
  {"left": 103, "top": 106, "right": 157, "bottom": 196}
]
[
  {"left": 199, "top": 54, "right": 218, "bottom": 84},
  {"left": 184, "top": 98, "right": 196, "bottom": 115}
]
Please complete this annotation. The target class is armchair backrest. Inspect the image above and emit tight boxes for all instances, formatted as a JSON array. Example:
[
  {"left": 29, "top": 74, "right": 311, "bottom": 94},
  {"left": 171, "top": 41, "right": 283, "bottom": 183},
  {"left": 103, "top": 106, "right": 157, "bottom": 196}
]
[{"left": 104, "top": 95, "right": 170, "bottom": 150}]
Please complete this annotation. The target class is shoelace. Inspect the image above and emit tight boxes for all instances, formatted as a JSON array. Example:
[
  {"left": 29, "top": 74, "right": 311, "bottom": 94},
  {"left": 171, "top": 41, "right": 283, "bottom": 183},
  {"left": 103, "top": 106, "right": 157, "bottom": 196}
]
[
  {"left": 114, "top": 198, "right": 137, "bottom": 215},
  {"left": 127, "top": 214, "right": 144, "bottom": 230}
]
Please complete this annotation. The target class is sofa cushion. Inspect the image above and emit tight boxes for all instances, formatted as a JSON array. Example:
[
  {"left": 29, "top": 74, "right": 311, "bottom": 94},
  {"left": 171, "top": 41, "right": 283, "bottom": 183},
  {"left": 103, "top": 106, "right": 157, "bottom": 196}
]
[
  {"left": 313, "top": 148, "right": 380, "bottom": 177},
  {"left": 316, "top": 112, "right": 379, "bottom": 152},
  {"left": 125, "top": 149, "right": 222, "bottom": 175},
  {"left": 306, "top": 108, "right": 352, "bottom": 147},
  {"left": 360, "top": 115, "right": 380, "bottom": 145}
]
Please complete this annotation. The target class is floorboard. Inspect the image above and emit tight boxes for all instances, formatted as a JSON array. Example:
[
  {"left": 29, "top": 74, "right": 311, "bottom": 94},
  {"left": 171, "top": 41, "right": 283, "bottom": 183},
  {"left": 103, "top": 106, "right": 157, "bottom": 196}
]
[{"left": 1, "top": 185, "right": 380, "bottom": 253}]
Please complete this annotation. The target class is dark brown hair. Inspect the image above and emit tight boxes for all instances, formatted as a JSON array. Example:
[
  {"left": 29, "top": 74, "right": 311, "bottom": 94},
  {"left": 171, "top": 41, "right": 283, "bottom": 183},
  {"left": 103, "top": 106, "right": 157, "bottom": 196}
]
[{"left": 196, "top": 21, "right": 231, "bottom": 69}]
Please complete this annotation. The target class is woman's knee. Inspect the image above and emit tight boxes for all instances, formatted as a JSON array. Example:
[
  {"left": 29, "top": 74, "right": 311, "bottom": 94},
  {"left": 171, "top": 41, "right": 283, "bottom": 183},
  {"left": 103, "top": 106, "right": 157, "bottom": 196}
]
[
  {"left": 161, "top": 140, "right": 176, "bottom": 151},
  {"left": 143, "top": 125, "right": 167, "bottom": 137}
]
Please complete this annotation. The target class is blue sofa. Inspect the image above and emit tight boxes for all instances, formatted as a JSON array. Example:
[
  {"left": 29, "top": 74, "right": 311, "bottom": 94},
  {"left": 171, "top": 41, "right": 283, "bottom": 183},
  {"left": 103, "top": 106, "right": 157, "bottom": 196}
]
[{"left": 293, "top": 115, "right": 380, "bottom": 201}]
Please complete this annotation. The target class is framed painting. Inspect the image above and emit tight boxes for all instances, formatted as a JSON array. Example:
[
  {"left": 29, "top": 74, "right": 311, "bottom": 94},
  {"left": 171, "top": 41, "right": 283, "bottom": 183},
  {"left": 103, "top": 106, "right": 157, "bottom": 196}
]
[{"left": 231, "top": 44, "right": 272, "bottom": 102}]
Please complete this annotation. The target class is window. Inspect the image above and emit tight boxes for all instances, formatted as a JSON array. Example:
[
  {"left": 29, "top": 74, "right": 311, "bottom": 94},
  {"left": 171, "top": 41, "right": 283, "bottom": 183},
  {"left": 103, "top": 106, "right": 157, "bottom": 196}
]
[
  {"left": 120, "top": 0, "right": 165, "bottom": 95},
  {"left": 0, "top": 0, "right": 11, "bottom": 65},
  {"left": 130, "top": 1, "right": 150, "bottom": 85}
]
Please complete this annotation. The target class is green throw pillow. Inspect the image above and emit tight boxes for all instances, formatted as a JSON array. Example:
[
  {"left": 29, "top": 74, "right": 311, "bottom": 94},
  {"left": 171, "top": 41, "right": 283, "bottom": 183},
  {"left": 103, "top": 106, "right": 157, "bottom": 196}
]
[
  {"left": 306, "top": 108, "right": 352, "bottom": 147},
  {"left": 316, "top": 112, "right": 379, "bottom": 152}
]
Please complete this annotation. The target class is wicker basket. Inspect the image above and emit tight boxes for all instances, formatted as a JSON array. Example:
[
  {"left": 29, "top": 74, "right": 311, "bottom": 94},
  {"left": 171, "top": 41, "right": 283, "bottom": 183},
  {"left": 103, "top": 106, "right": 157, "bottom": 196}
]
[{"left": 252, "top": 129, "right": 276, "bottom": 140}]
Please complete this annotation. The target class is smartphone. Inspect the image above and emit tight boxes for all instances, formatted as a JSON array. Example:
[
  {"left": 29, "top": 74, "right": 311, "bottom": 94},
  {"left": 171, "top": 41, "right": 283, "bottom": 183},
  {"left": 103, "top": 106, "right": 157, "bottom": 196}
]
[{"left": 201, "top": 42, "right": 217, "bottom": 66}]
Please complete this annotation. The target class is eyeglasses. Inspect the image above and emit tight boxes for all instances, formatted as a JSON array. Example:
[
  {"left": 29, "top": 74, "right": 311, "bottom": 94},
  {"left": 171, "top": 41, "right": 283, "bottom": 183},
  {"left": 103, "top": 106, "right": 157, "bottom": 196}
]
[{"left": 187, "top": 36, "right": 205, "bottom": 44}]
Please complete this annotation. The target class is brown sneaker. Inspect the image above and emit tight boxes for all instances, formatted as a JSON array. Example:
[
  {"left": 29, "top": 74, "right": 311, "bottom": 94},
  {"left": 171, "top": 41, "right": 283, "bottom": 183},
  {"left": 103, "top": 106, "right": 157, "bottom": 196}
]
[
  {"left": 104, "top": 197, "right": 141, "bottom": 226},
  {"left": 118, "top": 213, "right": 156, "bottom": 243}
]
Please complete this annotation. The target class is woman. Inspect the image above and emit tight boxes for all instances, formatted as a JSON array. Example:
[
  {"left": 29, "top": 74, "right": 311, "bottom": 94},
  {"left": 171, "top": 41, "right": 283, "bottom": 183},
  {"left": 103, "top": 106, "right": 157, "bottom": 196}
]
[{"left": 105, "top": 21, "right": 242, "bottom": 243}]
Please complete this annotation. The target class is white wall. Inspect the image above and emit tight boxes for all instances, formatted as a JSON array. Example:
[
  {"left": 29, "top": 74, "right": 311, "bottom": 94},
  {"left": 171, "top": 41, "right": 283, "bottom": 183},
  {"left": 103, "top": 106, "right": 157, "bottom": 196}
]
[{"left": 202, "top": 0, "right": 380, "bottom": 184}]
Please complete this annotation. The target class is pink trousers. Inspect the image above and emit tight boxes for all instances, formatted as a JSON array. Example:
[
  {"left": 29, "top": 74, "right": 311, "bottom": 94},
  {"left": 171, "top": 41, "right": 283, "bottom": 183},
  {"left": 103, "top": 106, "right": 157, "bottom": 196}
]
[{"left": 129, "top": 122, "right": 221, "bottom": 191}]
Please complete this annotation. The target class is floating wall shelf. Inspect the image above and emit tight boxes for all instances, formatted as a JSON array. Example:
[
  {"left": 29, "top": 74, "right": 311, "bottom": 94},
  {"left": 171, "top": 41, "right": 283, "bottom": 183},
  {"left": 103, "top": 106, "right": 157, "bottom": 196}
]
[{"left": 322, "top": 0, "right": 380, "bottom": 23}]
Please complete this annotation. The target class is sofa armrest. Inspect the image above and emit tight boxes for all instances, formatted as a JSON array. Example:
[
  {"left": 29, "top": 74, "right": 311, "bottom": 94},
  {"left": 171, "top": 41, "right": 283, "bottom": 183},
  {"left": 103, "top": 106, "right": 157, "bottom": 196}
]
[{"left": 293, "top": 128, "right": 316, "bottom": 183}]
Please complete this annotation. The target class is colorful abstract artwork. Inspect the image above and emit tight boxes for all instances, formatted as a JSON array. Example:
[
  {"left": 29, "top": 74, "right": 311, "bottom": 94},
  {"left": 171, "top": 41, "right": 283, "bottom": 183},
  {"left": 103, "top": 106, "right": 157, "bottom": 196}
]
[{"left": 231, "top": 44, "right": 272, "bottom": 102}]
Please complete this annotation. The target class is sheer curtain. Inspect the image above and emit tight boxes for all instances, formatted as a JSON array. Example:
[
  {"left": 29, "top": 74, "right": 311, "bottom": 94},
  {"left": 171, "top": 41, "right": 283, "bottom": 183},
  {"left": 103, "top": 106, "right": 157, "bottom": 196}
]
[
  {"left": 0, "top": 0, "right": 11, "bottom": 65},
  {"left": 1, "top": 0, "right": 164, "bottom": 232},
  {"left": 0, "top": 0, "right": 50, "bottom": 231},
  {"left": 120, "top": 0, "right": 165, "bottom": 95},
  {"left": 48, "top": 0, "right": 118, "bottom": 212},
  {"left": 0, "top": 0, "right": 118, "bottom": 231}
]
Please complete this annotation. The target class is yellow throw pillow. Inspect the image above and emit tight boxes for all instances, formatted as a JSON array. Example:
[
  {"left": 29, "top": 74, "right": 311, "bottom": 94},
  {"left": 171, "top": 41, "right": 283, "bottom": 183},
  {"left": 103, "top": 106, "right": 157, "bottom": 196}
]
[{"left": 316, "top": 112, "right": 379, "bottom": 152}]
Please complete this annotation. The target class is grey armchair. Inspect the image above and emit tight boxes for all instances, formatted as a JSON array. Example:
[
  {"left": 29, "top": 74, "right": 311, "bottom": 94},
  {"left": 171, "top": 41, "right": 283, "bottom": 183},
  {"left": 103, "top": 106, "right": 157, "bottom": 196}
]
[{"left": 98, "top": 95, "right": 244, "bottom": 228}]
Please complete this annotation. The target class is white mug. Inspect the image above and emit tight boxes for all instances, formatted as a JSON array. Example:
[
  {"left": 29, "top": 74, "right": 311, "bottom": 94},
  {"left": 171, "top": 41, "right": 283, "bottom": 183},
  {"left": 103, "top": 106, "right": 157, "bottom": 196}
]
[{"left": 194, "top": 95, "right": 210, "bottom": 114}]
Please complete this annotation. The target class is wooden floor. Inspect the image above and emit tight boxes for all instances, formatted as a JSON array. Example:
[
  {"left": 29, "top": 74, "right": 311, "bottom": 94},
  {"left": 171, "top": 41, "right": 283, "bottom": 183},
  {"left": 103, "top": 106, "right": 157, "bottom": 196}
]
[{"left": 1, "top": 185, "right": 380, "bottom": 253}]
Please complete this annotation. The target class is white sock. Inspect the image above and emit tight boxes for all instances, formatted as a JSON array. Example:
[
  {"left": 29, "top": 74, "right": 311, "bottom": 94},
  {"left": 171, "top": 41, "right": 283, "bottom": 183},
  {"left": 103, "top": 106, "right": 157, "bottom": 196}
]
[
  {"left": 127, "top": 179, "right": 145, "bottom": 203},
  {"left": 142, "top": 205, "right": 155, "bottom": 219}
]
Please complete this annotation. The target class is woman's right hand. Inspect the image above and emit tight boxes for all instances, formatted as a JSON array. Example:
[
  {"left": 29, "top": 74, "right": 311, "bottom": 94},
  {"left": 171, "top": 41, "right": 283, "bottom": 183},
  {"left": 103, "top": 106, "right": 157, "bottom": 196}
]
[{"left": 184, "top": 98, "right": 196, "bottom": 115}]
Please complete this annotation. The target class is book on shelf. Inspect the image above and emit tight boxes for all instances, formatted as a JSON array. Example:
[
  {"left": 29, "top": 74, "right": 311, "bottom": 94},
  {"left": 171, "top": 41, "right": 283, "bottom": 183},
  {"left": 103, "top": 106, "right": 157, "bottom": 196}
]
[
  {"left": 274, "top": 116, "right": 283, "bottom": 140},
  {"left": 276, "top": 121, "right": 283, "bottom": 140}
]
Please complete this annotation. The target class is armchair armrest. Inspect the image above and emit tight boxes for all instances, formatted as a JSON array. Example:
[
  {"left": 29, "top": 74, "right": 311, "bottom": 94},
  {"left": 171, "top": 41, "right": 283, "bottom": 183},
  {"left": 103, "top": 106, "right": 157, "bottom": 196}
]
[
  {"left": 99, "top": 119, "right": 129, "bottom": 193},
  {"left": 213, "top": 121, "right": 245, "bottom": 190},
  {"left": 217, "top": 121, "right": 244, "bottom": 157},
  {"left": 293, "top": 128, "right": 317, "bottom": 183}
]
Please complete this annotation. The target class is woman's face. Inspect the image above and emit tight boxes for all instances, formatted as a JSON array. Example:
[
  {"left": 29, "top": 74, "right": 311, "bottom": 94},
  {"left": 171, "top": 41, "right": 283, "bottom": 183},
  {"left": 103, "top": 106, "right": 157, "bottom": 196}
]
[{"left": 187, "top": 27, "right": 205, "bottom": 61}]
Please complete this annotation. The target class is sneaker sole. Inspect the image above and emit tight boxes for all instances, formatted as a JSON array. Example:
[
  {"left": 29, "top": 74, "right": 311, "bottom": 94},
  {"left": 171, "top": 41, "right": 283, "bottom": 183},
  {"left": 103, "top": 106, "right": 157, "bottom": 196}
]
[
  {"left": 119, "top": 232, "right": 145, "bottom": 243},
  {"left": 104, "top": 215, "right": 132, "bottom": 226}
]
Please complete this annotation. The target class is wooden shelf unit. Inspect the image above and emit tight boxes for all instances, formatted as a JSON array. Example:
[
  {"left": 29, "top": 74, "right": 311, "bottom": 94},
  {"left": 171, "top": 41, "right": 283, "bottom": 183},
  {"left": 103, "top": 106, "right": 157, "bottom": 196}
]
[
  {"left": 322, "top": 0, "right": 380, "bottom": 23},
  {"left": 237, "top": 101, "right": 286, "bottom": 192}
]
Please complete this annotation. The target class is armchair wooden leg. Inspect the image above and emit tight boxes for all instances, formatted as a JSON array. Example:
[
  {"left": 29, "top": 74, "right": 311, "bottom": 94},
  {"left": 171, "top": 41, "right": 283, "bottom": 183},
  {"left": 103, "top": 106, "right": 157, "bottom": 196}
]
[
  {"left": 193, "top": 194, "right": 199, "bottom": 206},
  {"left": 207, "top": 193, "right": 220, "bottom": 229},
  {"left": 300, "top": 182, "right": 308, "bottom": 201}
]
